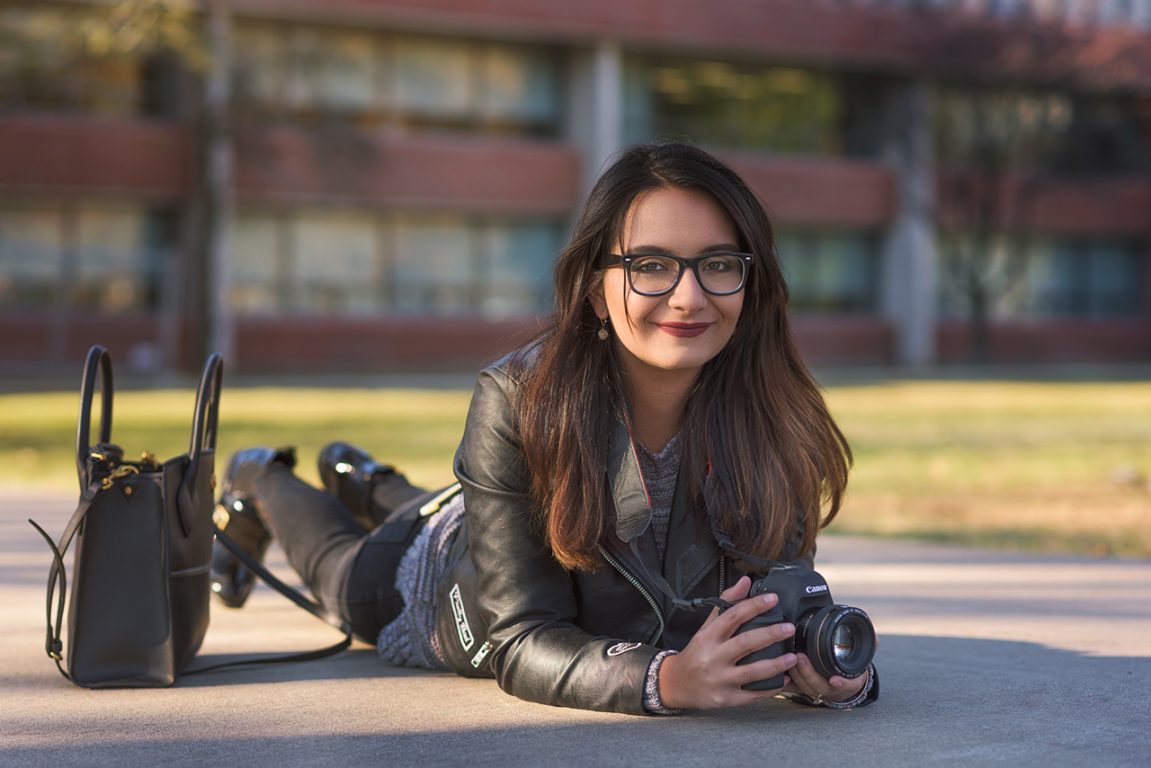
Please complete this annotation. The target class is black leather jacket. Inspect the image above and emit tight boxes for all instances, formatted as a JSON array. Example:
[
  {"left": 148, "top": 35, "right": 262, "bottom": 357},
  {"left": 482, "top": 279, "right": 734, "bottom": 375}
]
[{"left": 441, "top": 350, "right": 815, "bottom": 714}]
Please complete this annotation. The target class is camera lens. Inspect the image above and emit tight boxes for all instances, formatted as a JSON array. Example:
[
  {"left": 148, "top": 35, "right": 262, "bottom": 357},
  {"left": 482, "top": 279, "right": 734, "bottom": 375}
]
[
  {"left": 795, "top": 605, "right": 876, "bottom": 680},
  {"left": 832, "top": 623, "right": 857, "bottom": 662}
]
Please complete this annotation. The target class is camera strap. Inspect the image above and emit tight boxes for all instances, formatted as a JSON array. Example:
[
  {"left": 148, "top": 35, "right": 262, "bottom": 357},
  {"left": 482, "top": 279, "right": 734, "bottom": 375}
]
[
  {"left": 620, "top": 519, "right": 788, "bottom": 615},
  {"left": 707, "top": 528, "right": 776, "bottom": 571},
  {"left": 626, "top": 538, "right": 732, "bottom": 613}
]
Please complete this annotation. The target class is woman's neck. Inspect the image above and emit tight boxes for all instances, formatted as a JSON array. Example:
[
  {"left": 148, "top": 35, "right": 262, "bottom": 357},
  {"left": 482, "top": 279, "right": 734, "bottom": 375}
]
[{"left": 623, "top": 367, "right": 697, "bottom": 453}]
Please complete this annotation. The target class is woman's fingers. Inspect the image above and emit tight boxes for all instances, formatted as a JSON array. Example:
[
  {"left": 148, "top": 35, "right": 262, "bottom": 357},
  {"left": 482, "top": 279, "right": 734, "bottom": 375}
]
[
  {"left": 787, "top": 654, "right": 867, "bottom": 702},
  {"left": 702, "top": 575, "right": 753, "bottom": 622},
  {"left": 723, "top": 620, "right": 793, "bottom": 664},
  {"left": 709, "top": 591, "right": 782, "bottom": 639},
  {"left": 786, "top": 652, "right": 826, "bottom": 696},
  {"left": 719, "top": 575, "right": 752, "bottom": 603}
]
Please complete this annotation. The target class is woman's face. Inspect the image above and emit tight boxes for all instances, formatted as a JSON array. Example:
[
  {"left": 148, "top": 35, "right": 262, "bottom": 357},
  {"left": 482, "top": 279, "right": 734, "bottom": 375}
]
[{"left": 590, "top": 186, "right": 745, "bottom": 385}]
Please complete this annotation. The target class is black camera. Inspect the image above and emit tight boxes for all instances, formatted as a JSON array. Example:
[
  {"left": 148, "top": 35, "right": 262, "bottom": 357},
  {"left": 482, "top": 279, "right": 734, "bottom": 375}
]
[{"left": 733, "top": 564, "right": 876, "bottom": 691}]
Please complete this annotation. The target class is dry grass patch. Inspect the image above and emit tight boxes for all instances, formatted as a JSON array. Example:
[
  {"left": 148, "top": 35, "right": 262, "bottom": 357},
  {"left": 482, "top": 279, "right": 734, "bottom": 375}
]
[
  {"left": 2, "top": 378, "right": 1149, "bottom": 558},
  {"left": 825, "top": 380, "right": 1151, "bottom": 558}
]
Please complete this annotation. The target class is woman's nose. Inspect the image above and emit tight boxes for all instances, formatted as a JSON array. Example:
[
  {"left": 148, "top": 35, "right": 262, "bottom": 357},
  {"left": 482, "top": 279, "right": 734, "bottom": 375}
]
[{"left": 667, "top": 267, "right": 709, "bottom": 310}]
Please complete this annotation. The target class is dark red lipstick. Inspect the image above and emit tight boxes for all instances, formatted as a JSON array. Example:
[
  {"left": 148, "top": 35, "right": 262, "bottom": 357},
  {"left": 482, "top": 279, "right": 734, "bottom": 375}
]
[{"left": 659, "top": 322, "right": 711, "bottom": 338}]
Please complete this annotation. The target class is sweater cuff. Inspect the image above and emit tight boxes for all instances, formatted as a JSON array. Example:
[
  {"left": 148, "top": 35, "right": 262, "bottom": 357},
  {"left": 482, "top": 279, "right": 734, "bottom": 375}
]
[{"left": 643, "top": 650, "right": 685, "bottom": 715}]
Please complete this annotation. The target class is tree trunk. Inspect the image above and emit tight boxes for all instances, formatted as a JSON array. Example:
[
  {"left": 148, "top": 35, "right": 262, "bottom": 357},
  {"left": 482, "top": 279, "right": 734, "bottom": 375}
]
[
  {"left": 968, "top": 279, "right": 991, "bottom": 365},
  {"left": 200, "top": 0, "right": 234, "bottom": 367}
]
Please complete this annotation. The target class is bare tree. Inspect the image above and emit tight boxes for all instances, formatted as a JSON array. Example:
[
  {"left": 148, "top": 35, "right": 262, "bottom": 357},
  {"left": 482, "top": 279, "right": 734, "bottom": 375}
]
[
  {"left": 935, "top": 86, "right": 1070, "bottom": 362},
  {"left": 926, "top": 11, "right": 1147, "bottom": 363},
  {"left": 0, "top": 1, "right": 221, "bottom": 371}
]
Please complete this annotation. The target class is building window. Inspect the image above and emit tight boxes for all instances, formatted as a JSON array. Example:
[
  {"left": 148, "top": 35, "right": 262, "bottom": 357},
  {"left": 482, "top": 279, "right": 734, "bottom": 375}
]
[
  {"left": 1027, "top": 240, "right": 1144, "bottom": 316},
  {"left": 232, "top": 24, "right": 564, "bottom": 137},
  {"left": 293, "top": 28, "right": 378, "bottom": 117},
  {"left": 0, "top": 207, "right": 65, "bottom": 309},
  {"left": 776, "top": 230, "right": 880, "bottom": 313},
  {"left": 937, "top": 87, "right": 1149, "bottom": 178},
  {"left": 939, "top": 236, "right": 1146, "bottom": 318},
  {"left": 230, "top": 213, "right": 284, "bottom": 314},
  {"left": 390, "top": 37, "right": 563, "bottom": 135},
  {"left": 481, "top": 221, "right": 557, "bottom": 316},
  {"left": 392, "top": 216, "right": 475, "bottom": 314},
  {"left": 71, "top": 206, "right": 164, "bottom": 312},
  {"left": 292, "top": 212, "right": 380, "bottom": 314},
  {"left": 229, "top": 210, "right": 561, "bottom": 318},
  {"left": 0, "top": 204, "right": 168, "bottom": 313},
  {"left": 230, "top": 23, "right": 293, "bottom": 113},
  {"left": 0, "top": 5, "right": 154, "bottom": 116},
  {"left": 1020, "top": 239, "right": 1144, "bottom": 317},
  {"left": 623, "top": 56, "right": 845, "bottom": 155}
]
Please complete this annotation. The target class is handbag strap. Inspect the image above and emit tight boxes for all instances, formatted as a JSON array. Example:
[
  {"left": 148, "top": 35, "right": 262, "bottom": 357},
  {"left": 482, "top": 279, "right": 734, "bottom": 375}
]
[
  {"left": 75, "top": 346, "right": 113, "bottom": 491},
  {"left": 176, "top": 354, "right": 223, "bottom": 538},
  {"left": 29, "top": 507, "right": 354, "bottom": 681},
  {"left": 29, "top": 482, "right": 104, "bottom": 681},
  {"left": 182, "top": 526, "right": 352, "bottom": 675}
]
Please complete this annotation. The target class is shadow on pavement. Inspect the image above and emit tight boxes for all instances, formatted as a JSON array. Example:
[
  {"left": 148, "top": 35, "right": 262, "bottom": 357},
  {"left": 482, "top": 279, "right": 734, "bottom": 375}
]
[{"left": 3, "top": 635, "right": 1148, "bottom": 768}]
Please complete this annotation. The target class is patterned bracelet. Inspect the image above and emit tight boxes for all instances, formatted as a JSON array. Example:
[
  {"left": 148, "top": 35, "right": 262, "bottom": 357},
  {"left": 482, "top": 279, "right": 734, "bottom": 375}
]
[
  {"left": 802, "top": 663, "right": 876, "bottom": 710},
  {"left": 643, "top": 650, "right": 685, "bottom": 715}
]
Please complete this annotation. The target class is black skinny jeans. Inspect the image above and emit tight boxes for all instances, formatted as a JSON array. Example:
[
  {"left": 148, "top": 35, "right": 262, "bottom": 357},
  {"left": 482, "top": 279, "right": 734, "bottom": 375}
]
[{"left": 252, "top": 465, "right": 431, "bottom": 644}]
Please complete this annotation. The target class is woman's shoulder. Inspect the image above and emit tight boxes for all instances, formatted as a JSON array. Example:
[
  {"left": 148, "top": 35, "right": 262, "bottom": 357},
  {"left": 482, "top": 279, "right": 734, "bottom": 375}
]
[{"left": 478, "top": 338, "right": 544, "bottom": 389}]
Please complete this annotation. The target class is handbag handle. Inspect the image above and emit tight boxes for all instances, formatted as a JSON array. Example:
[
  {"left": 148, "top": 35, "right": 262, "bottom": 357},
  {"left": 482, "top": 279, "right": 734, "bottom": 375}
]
[
  {"left": 75, "top": 345, "right": 114, "bottom": 491},
  {"left": 177, "top": 353, "right": 224, "bottom": 538}
]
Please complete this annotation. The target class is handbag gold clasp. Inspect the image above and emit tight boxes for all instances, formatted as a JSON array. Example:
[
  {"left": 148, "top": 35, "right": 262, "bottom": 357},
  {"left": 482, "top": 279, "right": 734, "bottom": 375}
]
[{"left": 100, "top": 465, "right": 140, "bottom": 490}]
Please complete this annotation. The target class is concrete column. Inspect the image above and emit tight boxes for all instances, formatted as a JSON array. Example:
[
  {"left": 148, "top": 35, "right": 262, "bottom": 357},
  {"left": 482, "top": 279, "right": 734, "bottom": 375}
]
[
  {"left": 880, "top": 79, "right": 938, "bottom": 367},
  {"left": 1132, "top": 0, "right": 1151, "bottom": 28},
  {"left": 569, "top": 40, "right": 624, "bottom": 193}
]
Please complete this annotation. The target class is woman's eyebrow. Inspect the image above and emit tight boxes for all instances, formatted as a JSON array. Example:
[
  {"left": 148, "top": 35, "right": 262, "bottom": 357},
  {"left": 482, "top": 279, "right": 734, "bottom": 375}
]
[{"left": 623, "top": 243, "right": 741, "bottom": 255}]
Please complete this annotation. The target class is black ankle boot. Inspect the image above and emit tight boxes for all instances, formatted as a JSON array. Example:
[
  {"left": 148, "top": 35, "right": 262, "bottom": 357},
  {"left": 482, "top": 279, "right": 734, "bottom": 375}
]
[
  {"left": 317, "top": 441, "right": 396, "bottom": 530},
  {"left": 210, "top": 446, "right": 296, "bottom": 608}
]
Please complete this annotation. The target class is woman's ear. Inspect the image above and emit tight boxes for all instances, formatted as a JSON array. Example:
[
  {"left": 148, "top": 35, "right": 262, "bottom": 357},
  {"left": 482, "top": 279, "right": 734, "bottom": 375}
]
[{"left": 586, "top": 273, "right": 608, "bottom": 320}]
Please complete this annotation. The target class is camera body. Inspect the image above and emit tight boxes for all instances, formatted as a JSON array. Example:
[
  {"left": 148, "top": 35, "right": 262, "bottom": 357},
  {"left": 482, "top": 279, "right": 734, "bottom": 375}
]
[{"left": 734, "top": 564, "right": 875, "bottom": 691}]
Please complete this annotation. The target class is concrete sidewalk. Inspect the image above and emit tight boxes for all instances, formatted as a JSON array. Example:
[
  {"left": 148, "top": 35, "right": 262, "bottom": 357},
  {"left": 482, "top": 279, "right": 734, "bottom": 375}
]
[{"left": 2, "top": 491, "right": 1149, "bottom": 768}]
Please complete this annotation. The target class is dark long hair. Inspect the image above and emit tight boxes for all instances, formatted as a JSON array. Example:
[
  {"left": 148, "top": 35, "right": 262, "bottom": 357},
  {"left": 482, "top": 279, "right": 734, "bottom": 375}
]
[{"left": 517, "top": 142, "right": 851, "bottom": 571}]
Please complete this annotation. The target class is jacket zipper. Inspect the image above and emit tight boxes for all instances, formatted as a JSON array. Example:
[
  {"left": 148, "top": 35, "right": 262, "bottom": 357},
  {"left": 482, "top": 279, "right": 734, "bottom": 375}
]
[{"left": 598, "top": 545, "right": 665, "bottom": 645}]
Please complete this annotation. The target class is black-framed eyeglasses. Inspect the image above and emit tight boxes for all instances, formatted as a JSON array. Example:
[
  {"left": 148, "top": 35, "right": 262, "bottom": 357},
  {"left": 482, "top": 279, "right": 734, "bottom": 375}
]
[{"left": 602, "top": 251, "right": 753, "bottom": 297}]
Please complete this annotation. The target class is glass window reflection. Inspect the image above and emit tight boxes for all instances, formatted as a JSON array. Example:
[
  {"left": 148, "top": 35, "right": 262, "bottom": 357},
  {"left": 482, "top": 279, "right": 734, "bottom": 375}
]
[
  {"left": 777, "top": 230, "right": 880, "bottom": 313},
  {"left": 624, "top": 56, "right": 844, "bottom": 155}
]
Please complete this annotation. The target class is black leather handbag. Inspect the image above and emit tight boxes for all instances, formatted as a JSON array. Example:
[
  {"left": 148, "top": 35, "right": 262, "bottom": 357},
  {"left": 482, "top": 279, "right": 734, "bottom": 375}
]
[
  {"left": 31, "top": 345, "right": 221, "bottom": 687},
  {"left": 30, "top": 345, "right": 350, "bottom": 688}
]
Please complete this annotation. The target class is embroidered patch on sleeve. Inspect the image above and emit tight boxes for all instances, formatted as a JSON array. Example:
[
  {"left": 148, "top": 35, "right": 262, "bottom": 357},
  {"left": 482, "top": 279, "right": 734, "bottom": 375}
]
[{"left": 606, "top": 642, "right": 642, "bottom": 657}]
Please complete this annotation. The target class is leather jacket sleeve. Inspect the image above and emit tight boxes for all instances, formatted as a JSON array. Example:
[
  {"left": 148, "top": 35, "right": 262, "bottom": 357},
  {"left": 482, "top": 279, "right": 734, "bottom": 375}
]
[{"left": 453, "top": 363, "right": 659, "bottom": 713}]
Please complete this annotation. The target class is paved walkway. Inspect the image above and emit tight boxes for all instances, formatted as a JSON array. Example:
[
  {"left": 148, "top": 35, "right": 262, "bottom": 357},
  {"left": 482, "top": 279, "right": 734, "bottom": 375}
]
[{"left": 2, "top": 492, "right": 1149, "bottom": 767}]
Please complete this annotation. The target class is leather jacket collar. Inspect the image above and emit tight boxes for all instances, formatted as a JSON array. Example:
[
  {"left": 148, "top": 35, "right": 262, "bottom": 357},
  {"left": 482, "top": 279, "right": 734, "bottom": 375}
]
[{"left": 605, "top": 417, "right": 722, "bottom": 602}]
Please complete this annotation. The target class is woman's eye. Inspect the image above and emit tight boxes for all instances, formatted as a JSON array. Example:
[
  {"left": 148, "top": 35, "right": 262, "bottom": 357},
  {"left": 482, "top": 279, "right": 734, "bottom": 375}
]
[
  {"left": 632, "top": 258, "right": 672, "bottom": 273},
  {"left": 701, "top": 258, "right": 734, "bottom": 272}
]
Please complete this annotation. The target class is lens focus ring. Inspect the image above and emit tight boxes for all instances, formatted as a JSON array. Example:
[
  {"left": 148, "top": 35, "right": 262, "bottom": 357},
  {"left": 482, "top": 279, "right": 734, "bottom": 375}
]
[{"left": 796, "top": 604, "right": 876, "bottom": 680}]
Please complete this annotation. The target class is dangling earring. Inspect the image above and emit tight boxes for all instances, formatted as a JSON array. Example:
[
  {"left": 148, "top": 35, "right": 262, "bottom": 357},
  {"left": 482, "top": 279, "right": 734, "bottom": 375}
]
[{"left": 597, "top": 317, "right": 610, "bottom": 341}]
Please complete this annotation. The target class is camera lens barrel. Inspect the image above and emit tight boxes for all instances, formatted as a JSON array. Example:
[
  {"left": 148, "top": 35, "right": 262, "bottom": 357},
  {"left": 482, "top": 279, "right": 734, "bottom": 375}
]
[{"left": 794, "top": 604, "right": 876, "bottom": 680}]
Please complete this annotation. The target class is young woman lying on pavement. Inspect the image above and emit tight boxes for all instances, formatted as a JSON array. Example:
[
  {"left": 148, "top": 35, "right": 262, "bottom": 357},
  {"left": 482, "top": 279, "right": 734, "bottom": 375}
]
[{"left": 210, "top": 142, "right": 878, "bottom": 714}]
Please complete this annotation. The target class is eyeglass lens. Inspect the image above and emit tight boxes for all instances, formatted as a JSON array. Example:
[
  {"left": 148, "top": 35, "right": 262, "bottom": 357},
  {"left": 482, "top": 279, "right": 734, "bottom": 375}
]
[{"left": 628, "top": 254, "right": 746, "bottom": 296}]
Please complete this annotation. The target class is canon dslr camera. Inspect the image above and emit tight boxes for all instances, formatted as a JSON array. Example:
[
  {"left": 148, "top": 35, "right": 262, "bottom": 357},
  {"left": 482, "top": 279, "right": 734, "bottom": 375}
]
[{"left": 734, "top": 564, "right": 876, "bottom": 690}]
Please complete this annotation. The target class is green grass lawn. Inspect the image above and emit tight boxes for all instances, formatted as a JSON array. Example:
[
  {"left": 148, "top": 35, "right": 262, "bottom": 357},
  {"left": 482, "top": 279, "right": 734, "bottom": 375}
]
[
  {"left": 3, "top": 380, "right": 1149, "bottom": 558},
  {"left": 827, "top": 380, "right": 1151, "bottom": 558}
]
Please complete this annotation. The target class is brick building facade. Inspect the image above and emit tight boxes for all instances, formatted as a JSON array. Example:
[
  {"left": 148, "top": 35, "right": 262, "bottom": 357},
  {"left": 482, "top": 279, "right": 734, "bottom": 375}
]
[{"left": 2, "top": 0, "right": 1150, "bottom": 373}]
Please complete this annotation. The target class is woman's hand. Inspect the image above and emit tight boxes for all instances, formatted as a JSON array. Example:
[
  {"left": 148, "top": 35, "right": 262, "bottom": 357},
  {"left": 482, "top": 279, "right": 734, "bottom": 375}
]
[
  {"left": 657, "top": 576, "right": 800, "bottom": 710},
  {"left": 783, "top": 652, "right": 869, "bottom": 704}
]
